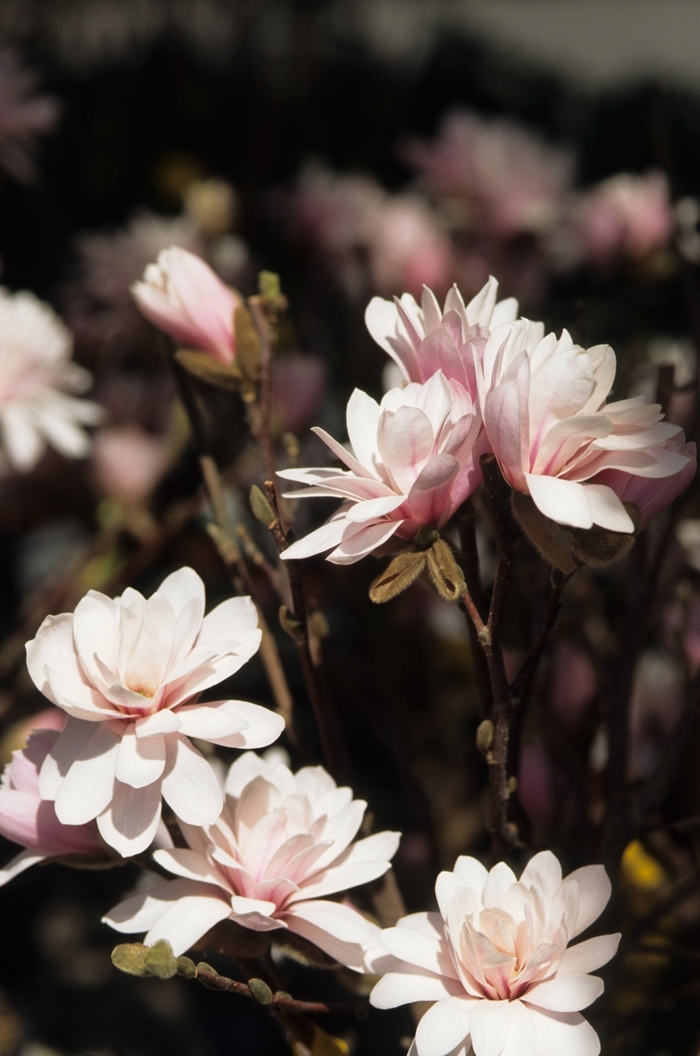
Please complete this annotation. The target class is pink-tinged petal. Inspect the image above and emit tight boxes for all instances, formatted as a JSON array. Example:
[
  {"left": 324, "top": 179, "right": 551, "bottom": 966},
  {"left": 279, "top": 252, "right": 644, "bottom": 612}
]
[
  {"left": 500, "top": 1001, "right": 536, "bottom": 1056},
  {"left": 302, "top": 798, "right": 367, "bottom": 871},
  {"left": 525, "top": 1008, "right": 600, "bottom": 1056},
  {"left": 173, "top": 704, "right": 248, "bottom": 742},
  {"left": 520, "top": 851, "right": 563, "bottom": 901},
  {"left": 379, "top": 406, "right": 434, "bottom": 495},
  {"left": 42, "top": 667, "right": 113, "bottom": 721},
  {"left": 365, "top": 297, "right": 415, "bottom": 380},
  {"left": 484, "top": 382, "right": 525, "bottom": 488},
  {"left": 38, "top": 716, "right": 96, "bottom": 800},
  {"left": 469, "top": 999, "right": 512, "bottom": 1056},
  {"left": 581, "top": 484, "right": 634, "bottom": 532},
  {"left": 285, "top": 899, "right": 380, "bottom": 972},
  {"left": 566, "top": 866, "right": 612, "bottom": 937},
  {"left": 482, "top": 861, "right": 518, "bottom": 907},
  {"left": 224, "top": 753, "right": 271, "bottom": 799},
  {"left": 558, "top": 934, "right": 621, "bottom": 975},
  {"left": 281, "top": 516, "right": 351, "bottom": 561},
  {"left": 525, "top": 475, "right": 594, "bottom": 530},
  {"left": 25, "top": 612, "right": 78, "bottom": 705},
  {"left": 407, "top": 454, "right": 459, "bottom": 525},
  {"left": 115, "top": 726, "right": 166, "bottom": 788},
  {"left": 53, "top": 723, "right": 120, "bottom": 825},
  {"left": 414, "top": 997, "right": 475, "bottom": 1056},
  {"left": 345, "top": 495, "right": 406, "bottom": 523},
  {"left": 0, "top": 849, "right": 47, "bottom": 887},
  {"left": 104, "top": 877, "right": 207, "bottom": 933},
  {"left": 465, "top": 277, "right": 498, "bottom": 327},
  {"left": 524, "top": 974, "right": 603, "bottom": 1012},
  {"left": 96, "top": 779, "right": 162, "bottom": 857},
  {"left": 153, "top": 848, "right": 226, "bottom": 887},
  {"left": 230, "top": 894, "right": 280, "bottom": 926},
  {"left": 0, "top": 789, "right": 42, "bottom": 847},
  {"left": 370, "top": 969, "right": 465, "bottom": 1009},
  {"left": 146, "top": 890, "right": 234, "bottom": 955},
  {"left": 294, "top": 830, "right": 400, "bottom": 900},
  {"left": 346, "top": 388, "right": 382, "bottom": 470},
  {"left": 161, "top": 735, "right": 223, "bottom": 825},
  {"left": 379, "top": 924, "right": 460, "bottom": 980},
  {"left": 327, "top": 519, "right": 403, "bottom": 565},
  {"left": 417, "top": 329, "right": 465, "bottom": 385},
  {"left": 309, "top": 428, "right": 376, "bottom": 478},
  {"left": 135, "top": 711, "right": 182, "bottom": 737}
]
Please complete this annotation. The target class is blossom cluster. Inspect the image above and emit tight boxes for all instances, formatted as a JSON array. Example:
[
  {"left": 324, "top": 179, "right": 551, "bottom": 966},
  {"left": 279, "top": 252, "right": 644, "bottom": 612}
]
[{"left": 277, "top": 277, "right": 695, "bottom": 564}]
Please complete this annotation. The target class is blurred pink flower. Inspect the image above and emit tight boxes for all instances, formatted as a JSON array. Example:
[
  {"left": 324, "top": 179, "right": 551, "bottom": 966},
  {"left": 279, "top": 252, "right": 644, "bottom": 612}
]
[
  {"left": 405, "top": 111, "right": 573, "bottom": 239},
  {"left": 369, "top": 851, "right": 619, "bottom": 1056},
  {"left": 550, "top": 643, "right": 597, "bottom": 726},
  {"left": 575, "top": 172, "right": 673, "bottom": 265},
  {"left": 0, "top": 49, "right": 58, "bottom": 183},
  {"left": 366, "top": 276, "right": 518, "bottom": 391},
  {"left": 104, "top": 751, "right": 398, "bottom": 966},
  {"left": 272, "top": 354, "right": 327, "bottom": 436},
  {"left": 367, "top": 193, "right": 453, "bottom": 296},
  {"left": 92, "top": 424, "right": 171, "bottom": 505},
  {"left": 26, "top": 567, "right": 284, "bottom": 857},
  {"left": 278, "top": 371, "right": 483, "bottom": 564},
  {"left": 132, "top": 247, "right": 240, "bottom": 364},
  {"left": 518, "top": 739, "right": 554, "bottom": 829},
  {"left": 0, "top": 287, "right": 103, "bottom": 473},
  {"left": 478, "top": 320, "right": 693, "bottom": 532},
  {"left": 0, "top": 729, "right": 103, "bottom": 886}
]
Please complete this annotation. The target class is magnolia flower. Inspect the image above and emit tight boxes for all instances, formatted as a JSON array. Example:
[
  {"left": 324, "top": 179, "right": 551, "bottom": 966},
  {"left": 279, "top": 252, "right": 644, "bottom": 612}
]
[
  {"left": 591, "top": 437, "right": 697, "bottom": 527},
  {"left": 25, "top": 567, "right": 284, "bottom": 857},
  {"left": 0, "top": 729, "right": 103, "bottom": 885},
  {"left": 132, "top": 247, "right": 240, "bottom": 365},
  {"left": 92, "top": 424, "right": 171, "bottom": 505},
  {"left": 366, "top": 193, "right": 453, "bottom": 296},
  {"left": 278, "top": 371, "right": 483, "bottom": 563},
  {"left": 370, "top": 851, "right": 620, "bottom": 1056},
  {"left": 478, "top": 320, "right": 694, "bottom": 532},
  {"left": 365, "top": 276, "right": 518, "bottom": 391},
  {"left": 0, "top": 287, "right": 103, "bottom": 473},
  {"left": 576, "top": 171, "right": 673, "bottom": 265},
  {"left": 104, "top": 752, "right": 400, "bottom": 967},
  {"left": 404, "top": 111, "right": 573, "bottom": 239}
]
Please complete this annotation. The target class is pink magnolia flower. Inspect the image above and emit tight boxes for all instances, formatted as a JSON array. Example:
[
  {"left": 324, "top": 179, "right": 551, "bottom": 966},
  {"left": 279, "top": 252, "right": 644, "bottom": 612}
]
[
  {"left": 92, "top": 424, "right": 171, "bottom": 505},
  {"left": 104, "top": 752, "right": 399, "bottom": 967},
  {"left": 278, "top": 371, "right": 483, "bottom": 564},
  {"left": 365, "top": 276, "right": 518, "bottom": 391},
  {"left": 370, "top": 851, "right": 619, "bottom": 1056},
  {"left": 478, "top": 320, "right": 694, "bottom": 532},
  {"left": 0, "top": 49, "right": 59, "bottom": 184},
  {"left": 0, "top": 287, "right": 103, "bottom": 473},
  {"left": 131, "top": 247, "right": 240, "bottom": 365},
  {"left": 405, "top": 111, "right": 573, "bottom": 239},
  {"left": 26, "top": 567, "right": 284, "bottom": 857},
  {"left": 366, "top": 193, "right": 453, "bottom": 297},
  {"left": 576, "top": 172, "right": 673, "bottom": 265},
  {"left": 591, "top": 437, "right": 697, "bottom": 527},
  {"left": 0, "top": 729, "right": 103, "bottom": 885}
]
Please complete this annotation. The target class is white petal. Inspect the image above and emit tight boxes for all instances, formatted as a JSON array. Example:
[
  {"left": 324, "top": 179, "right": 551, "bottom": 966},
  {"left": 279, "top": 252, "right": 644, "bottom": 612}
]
[
  {"left": 153, "top": 847, "right": 226, "bottom": 886},
  {"left": 581, "top": 484, "right": 634, "bottom": 532},
  {"left": 294, "top": 829, "right": 400, "bottom": 900},
  {"left": 54, "top": 723, "right": 120, "bottom": 825},
  {"left": 281, "top": 517, "right": 351, "bottom": 561},
  {"left": 371, "top": 970, "right": 464, "bottom": 1009},
  {"left": 520, "top": 851, "right": 562, "bottom": 901},
  {"left": 380, "top": 925, "right": 460, "bottom": 980},
  {"left": 470, "top": 1000, "right": 511, "bottom": 1056},
  {"left": 156, "top": 567, "right": 205, "bottom": 621},
  {"left": 566, "top": 865, "right": 612, "bottom": 936},
  {"left": 160, "top": 735, "right": 223, "bottom": 825},
  {"left": 346, "top": 388, "right": 382, "bottom": 470},
  {"left": 285, "top": 899, "right": 380, "bottom": 972},
  {"left": 453, "top": 856, "right": 489, "bottom": 897},
  {"left": 96, "top": 779, "right": 162, "bottom": 857},
  {"left": 174, "top": 704, "right": 248, "bottom": 742},
  {"left": 482, "top": 861, "right": 517, "bottom": 908},
  {"left": 38, "top": 716, "right": 96, "bottom": 800},
  {"left": 135, "top": 711, "right": 182, "bottom": 737},
  {"left": 103, "top": 877, "right": 205, "bottom": 933},
  {"left": 524, "top": 974, "right": 603, "bottom": 1012},
  {"left": 198, "top": 595, "right": 260, "bottom": 652},
  {"left": 414, "top": 997, "right": 475, "bottom": 1056},
  {"left": 525, "top": 475, "right": 594, "bottom": 530},
  {"left": 190, "top": 700, "right": 285, "bottom": 749},
  {"left": 0, "top": 849, "right": 46, "bottom": 887},
  {"left": 115, "top": 726, "right": 166, "bottom": 788},
  {"left": 500, "top": 1001, "right": 536, "bottom": 1056},
  {"left": 558, "top": 934, "right": 620, "bottom": 975},
  {"left": 145, "top": 890, "right": 233, "bottom": 956},
  {"left": 526, "top": 1008, "right": 600, "bottom": 1056}
]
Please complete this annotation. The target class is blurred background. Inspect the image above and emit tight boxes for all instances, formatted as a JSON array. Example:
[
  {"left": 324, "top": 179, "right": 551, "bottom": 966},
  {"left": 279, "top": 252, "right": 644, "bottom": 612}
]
[{"left": 0, "top": 1, "right": 700, "bottom": 1055}]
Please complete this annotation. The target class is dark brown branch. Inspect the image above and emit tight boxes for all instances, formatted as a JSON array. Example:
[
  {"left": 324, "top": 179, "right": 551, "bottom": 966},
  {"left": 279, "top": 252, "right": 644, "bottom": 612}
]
[{"left": 194, "top": 964, "right": 362, "bottom": 1016}]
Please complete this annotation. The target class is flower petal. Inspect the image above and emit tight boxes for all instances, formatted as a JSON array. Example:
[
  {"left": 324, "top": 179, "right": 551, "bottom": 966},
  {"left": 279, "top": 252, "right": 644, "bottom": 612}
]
[
  {"left": 524, "top": 974, "right": 604, "bottom": 1012},
  {"left": 115, "top": 726, "right": 166, "bottom": 788},
  {"left": 160, "top": 735, "right": 223, "bottom": 825},
  {"left": 558, "top": 934, "right": 621, "bottom": 975},
  {"left": 370, "top": 969, "right": 464, "bottom": 1009},
  {"left": 53, "top": 723, "right": 120, "bottom": 825},
  {"left": 526, "top": 1008, "right": 600, "bottom": 1056},
  {"left": 414, "top": 997, "right": 475, "bottom": 1056},
  {"left": 285, "top": 899, "right": 380, "bottom": 972},
  {"left": 96, "top": 778, "right": 162, "bottom": 857},
  {"left": 566, "top": 865, "right": 612, "bottom": 936},
  {"left": 469, "top": 999, "right": 512, "bottom": 1056},
  {"left": 145, "top": 890, "right": 233, "bottom": 956}
]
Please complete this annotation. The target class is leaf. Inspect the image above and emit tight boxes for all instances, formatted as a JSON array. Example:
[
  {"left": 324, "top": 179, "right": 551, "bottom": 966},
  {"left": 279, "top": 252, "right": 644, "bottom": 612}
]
[
  {"left": 234, "top": 305, "right": 261, "bottom": 382},
  {"left": 369, "top": 551, "right": 426, "bottom": 603},
  {"left": 250, "top": 484, "right": 276, "bottom": 527},
  {"left": 175, "top": 348, "right": 241, "bottom": 390},
  {"left": 511, "top": 491, "right": 579, "bottom": 575},
  {"left": 425, "top": 539, "right": 466, "bottom": 602}
]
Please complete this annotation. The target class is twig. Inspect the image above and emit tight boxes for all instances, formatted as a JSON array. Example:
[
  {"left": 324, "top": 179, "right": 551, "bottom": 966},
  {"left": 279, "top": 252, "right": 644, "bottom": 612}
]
[
  {"left": 248, "top": 296, "right": 282, "bottom": 519},
  {"left": 194, "top": 964, "right": 363, "bottom": 1015},
  {"left": 511, "top": 569, "right": 574, "bottom": 702}
]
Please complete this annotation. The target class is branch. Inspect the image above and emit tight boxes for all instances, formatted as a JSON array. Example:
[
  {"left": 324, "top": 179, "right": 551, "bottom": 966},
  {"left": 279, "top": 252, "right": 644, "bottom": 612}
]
[{"left": 194, "top": 964, "right": 362, "bottom": 1016}]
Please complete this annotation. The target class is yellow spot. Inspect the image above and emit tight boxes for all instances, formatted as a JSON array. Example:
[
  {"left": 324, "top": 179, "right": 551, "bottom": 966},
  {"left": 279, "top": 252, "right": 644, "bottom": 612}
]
[{"left": 621, "top": 840, "right": 666, "bottom": 892}]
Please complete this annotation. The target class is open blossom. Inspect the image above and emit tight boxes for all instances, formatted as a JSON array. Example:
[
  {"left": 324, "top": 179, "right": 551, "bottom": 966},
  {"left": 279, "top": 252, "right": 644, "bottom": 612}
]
[
  {"left": 0, "top": 287, "right": 103, "bottom": 473},
  {"left": 132, "top": 246, "right": 240, "bottom": 365},
  {"left": 405, "top": 111, "right": 573, "bottom": 239},
  {"left": 478, "top": 320, "right": 694, "bottom": 532},
  {"left": 576, "top": 171, "right": 673, "bottom": 265},
  {"left": 365, "top": 276, "right": 518, "bottom": 391},
  {"left": 104, "top": 752, "right": 399, "bottom": 967},
  {"left": 278, "top": 371, "right": 483, "bottom": 564},
  {"left": 370, "top": 851, "right": 620, "bottom": 1056},
  {"left": 0, "top": 729, "right": 104, "bottom": 886},
  {"left": 26, "top": 568, "right": 284, "bottom": 857}
]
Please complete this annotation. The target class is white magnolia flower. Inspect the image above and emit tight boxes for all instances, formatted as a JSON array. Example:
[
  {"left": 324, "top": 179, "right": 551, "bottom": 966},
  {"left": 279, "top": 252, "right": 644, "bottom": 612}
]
[
  {"left": 365, "top": 277, "right": 518, "bottom": 392},
  {"left": 478, "top": 319, "right": 693, "bottom": 532},
  {"left": 370, "top": 851, "right": 620, "bottom": 1056},
  {"left": 26, "top": 568, "right": 284, "bottom": 857},
  {"left": 104, "top": 752, "right": 400, "bottom": 967},
  {"left": 0, "top": 288, "right": 103, "bottom": 472},
  {"left": 279, "top": 371, "right": 483, "bottom": 564}
]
